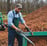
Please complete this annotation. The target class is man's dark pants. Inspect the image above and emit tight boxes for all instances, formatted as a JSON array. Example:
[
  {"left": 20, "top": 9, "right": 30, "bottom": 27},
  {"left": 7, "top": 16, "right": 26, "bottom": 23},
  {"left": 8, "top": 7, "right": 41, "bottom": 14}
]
[{"left": 8, "top": 27, "right": 23, "bottom": 46}]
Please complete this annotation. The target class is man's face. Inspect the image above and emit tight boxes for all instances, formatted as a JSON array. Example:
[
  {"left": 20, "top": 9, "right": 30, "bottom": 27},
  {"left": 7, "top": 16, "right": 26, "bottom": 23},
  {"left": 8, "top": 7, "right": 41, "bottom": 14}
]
[{"left": 15, "top": 7, "right": 21, "bottom": 13}]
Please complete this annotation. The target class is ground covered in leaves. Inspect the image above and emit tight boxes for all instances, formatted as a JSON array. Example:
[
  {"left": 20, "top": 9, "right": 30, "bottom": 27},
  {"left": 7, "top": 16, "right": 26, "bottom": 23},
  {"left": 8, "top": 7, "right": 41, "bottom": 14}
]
[{"left": 0, "top": 5, "right": 47, "bottom": 46}]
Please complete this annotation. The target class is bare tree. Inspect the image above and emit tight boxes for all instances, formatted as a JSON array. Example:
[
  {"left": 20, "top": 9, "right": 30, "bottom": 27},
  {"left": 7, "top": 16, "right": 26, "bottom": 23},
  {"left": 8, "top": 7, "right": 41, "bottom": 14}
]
[
  {"left": 22, "top": 0, "right": 28, "bottom": 13},
  {"left": 7, "top": 0, "right": 10, "bottom": 13},
  {"left": 32, "top": 0, "right": 39, "bottom": 10},
  {"left": 0, "top": 0, "right": 2, "bottom": 12},
  {"left": 0, "top": 0, "right": 47, "bottom": 14},
  {"left": 17, "top": 0, "right": 21, "bottom": 3}
]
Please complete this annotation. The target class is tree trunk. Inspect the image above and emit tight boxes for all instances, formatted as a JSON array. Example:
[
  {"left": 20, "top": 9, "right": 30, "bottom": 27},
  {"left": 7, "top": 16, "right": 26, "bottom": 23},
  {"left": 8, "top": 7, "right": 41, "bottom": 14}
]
[{"left": 7, "top": 0, "right": 10, "bottom": 13}]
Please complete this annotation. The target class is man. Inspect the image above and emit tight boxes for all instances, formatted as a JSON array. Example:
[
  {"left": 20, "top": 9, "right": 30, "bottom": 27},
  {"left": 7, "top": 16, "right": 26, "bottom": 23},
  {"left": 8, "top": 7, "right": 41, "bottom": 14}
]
[{"left": 8, "top": 3, "right": 29, "bottom": 46}]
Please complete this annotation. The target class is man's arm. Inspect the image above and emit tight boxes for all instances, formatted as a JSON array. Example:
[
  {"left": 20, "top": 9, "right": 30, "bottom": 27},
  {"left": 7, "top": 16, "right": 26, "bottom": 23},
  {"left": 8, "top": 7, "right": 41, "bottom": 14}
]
[
  {"left": 23, "top": 22, "right": 33, "bottom": 35},
  {"left": 19, "top": 12, "right": 33, "bottom": 35},
  {"left": 19, "top": 12, "right": 28, "bottom": 27},
  {"left": 23, "top": 22, "right": 28, "bottom": 27},
  {"left": 8, "top": 11, "right": 21, "bottom": 32}
]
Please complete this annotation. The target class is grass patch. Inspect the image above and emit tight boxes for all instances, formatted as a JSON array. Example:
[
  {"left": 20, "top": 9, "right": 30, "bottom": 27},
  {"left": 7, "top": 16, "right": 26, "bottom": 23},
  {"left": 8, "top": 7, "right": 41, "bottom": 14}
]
[
  {"left": 2, "top": 15, "right": 7, "bottom": 20},
  {"left": 23, "top": 15, "right": 26, "bottom": 17}
]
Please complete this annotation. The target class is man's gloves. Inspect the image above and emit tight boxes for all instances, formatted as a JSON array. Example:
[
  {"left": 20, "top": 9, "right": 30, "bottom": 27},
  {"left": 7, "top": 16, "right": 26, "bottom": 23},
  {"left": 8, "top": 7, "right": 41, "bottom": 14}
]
[
  {"left": 25, "top": 26, "right": 30, "bottom": 31},
  {"left": 25, "top": 26, "right": 33, "bottom": 35},
  {"left": 16, "top": 28, "right": 23, "bottom": 33},
  {"left": 0, "top": 25, "right": 2, "bottom": 29}
]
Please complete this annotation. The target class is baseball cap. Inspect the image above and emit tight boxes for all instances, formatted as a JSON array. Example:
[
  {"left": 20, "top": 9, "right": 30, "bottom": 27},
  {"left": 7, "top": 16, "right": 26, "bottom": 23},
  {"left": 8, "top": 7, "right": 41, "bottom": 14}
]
[{"left": 16, "top": 3, "right": 22, "bottom": 9}]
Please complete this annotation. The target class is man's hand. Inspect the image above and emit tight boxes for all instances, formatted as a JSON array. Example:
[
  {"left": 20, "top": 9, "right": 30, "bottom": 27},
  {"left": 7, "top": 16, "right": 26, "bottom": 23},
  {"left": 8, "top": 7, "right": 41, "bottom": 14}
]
[
  {"left": 16, "top": 28, "right": 23, "bottom": 33},
  {"left": 25, "top": 26, "right": 29, "bottom": 31},
  {"left": 25, "top": 26, "right": 33, "bottom": 35},
  {"left": 11, "top": 25, "right": 23, "bottom": 33}
]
